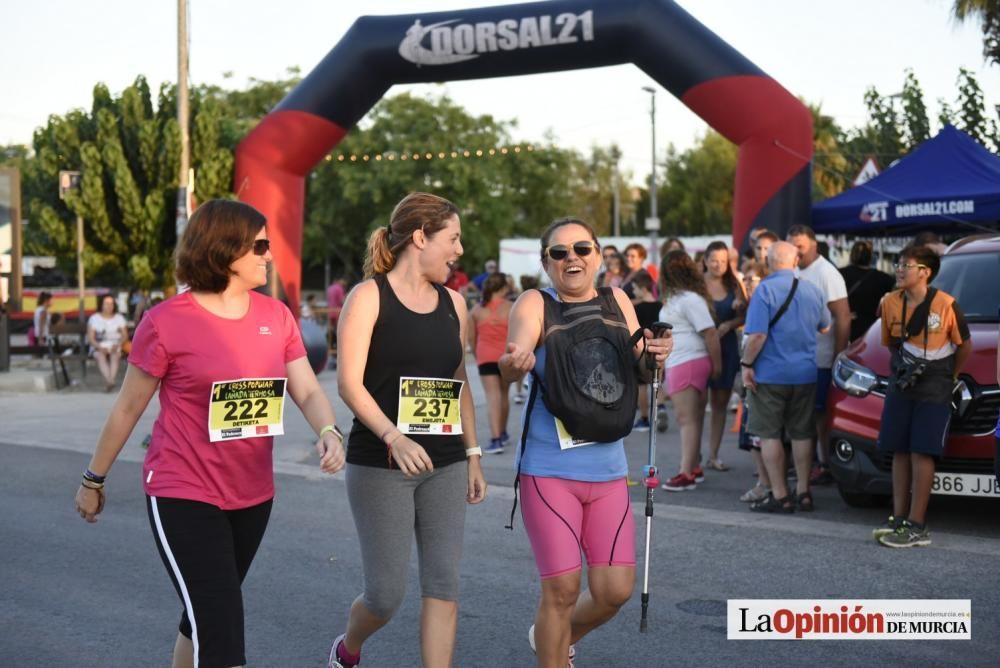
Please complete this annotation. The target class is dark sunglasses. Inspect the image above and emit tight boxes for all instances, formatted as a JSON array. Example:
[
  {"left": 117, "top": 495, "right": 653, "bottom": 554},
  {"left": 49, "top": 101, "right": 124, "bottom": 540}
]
[
  {"left": 545, "top": 241, "right": 598, "bottom": 261},
  {"left": 252, "top": 239, "right": 271, "bottom": 256}
]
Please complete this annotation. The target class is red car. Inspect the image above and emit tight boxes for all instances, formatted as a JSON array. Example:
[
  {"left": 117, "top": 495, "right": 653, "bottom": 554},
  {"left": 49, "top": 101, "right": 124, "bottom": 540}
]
[{"left": 827, "top": 235, "right": 1000, "bottom": 507}]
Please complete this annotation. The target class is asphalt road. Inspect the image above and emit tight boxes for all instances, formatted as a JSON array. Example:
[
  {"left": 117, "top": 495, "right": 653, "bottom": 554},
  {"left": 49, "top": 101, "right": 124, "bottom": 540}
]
[{"left": 3, "top": 360, "right": 1000, "bottom": 666}]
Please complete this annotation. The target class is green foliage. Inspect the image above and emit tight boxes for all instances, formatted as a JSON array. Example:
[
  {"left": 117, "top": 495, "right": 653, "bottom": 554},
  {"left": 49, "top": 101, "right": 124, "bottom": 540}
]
[
  {"left": 22, "top": 76, "right": 238, "bottom": 289},
  {"left": 654, "top": 131, "right": 737, "bottom": 236},
  {"left": 952, "top": 0, "right": 1000, "bottom": 66},
  {"left": 901, "top": 69, "right": 931, "bottom": 149},
  {"left": 955, "top": 67, "right": 992, "bottom": 147},
  {"left": 304, "top": 93, "right": 584, "bottom": 279}
]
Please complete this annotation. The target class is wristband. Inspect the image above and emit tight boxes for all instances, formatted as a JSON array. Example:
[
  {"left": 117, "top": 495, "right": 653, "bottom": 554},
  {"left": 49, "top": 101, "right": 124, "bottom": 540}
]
[
  {"left": 465, "top": 447, "right": 483, "bottom": 458},
  {"left": 319, "top": 424, "right": 344, "bottom": 441},
  {"left": 83, "top": 469, "right": 106, "bottom": 484},
  {"left": 740, "top": 360, "right": 754, "bottom": 368}
]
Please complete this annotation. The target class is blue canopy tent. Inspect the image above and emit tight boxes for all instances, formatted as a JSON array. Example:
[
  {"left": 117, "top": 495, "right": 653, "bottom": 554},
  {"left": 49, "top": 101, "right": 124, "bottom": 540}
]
[{"left": 812, "top": 125, "right": 1000, "bottom": 235}]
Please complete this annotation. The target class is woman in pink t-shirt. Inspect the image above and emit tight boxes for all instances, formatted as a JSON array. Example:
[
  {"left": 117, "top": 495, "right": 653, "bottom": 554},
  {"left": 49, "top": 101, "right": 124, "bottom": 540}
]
[{"left": 73, "top": 199, "right": 346, "bottom": 668}]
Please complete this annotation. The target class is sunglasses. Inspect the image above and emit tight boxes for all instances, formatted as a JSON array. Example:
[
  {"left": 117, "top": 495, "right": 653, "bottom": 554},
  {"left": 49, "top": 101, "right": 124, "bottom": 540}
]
[
  {"left": 545, "top": 241, "right": 598, "bottom": 261},
  {"left": 252, "top": 239, "right": 271, "bottom": 256}
]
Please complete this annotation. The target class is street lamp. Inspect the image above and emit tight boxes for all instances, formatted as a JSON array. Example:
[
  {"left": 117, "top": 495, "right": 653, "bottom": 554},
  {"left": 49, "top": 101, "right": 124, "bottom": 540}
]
[{"left": 641, "top": 86, "right": 659, "bottom": 258}]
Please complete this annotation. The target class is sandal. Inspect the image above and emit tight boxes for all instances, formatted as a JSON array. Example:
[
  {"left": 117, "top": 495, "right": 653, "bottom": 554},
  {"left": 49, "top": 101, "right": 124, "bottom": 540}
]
[
  {"left": 749, "top": 493, "right": 795, "bottom": 513},
  {"left": 796, "top": 491, "right": 815, "bottom": 512},
  {"left": 706, "top": 458, "right": 730, "bottom": 472},
  {"left": 739, "top": 485, "right": 769, "bottom": 503}
]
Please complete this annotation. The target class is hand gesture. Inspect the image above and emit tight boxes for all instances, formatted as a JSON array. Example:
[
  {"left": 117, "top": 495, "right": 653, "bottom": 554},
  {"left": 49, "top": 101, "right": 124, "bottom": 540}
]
[
  {"left": 643, "top": 328, "right": 673, "bottom": 369},
  {"left": 75, "top": 486, "right": 106, "bottom": 523},
  {"left": 467, "top": 459, "right": 487, "bottom": 504},
  {"left": 316, "top": 432, "right": 346, "bottom": 474},
  {"left": 389, "top": 434, "right": 435, "bottom": 476},
  {"left": 499, "top": 342, "right": 535, "bottom": 377}
]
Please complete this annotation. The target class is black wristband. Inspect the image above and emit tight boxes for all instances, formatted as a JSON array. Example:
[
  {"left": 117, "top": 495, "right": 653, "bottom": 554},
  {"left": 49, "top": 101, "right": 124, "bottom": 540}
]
[{"left": 740, "top": 360, "right": 754, "bottom": 368}]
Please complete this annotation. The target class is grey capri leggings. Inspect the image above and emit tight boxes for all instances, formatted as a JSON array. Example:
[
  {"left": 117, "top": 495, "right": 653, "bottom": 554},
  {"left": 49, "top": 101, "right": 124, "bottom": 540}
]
[{"left": 345, "top": 461, "right": 468, "bottom": 619}]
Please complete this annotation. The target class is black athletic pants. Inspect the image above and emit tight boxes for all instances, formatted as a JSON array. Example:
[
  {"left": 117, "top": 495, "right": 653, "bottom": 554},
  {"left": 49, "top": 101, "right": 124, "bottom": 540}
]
[{"left": 146, "top": 495, "right": 272, "bottom": 668}]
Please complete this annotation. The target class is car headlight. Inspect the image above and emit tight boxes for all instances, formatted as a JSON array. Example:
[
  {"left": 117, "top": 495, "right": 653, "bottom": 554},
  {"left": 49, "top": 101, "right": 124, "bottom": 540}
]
[{"left": 832, "top": 354, "right": 878, "bottom": 397}]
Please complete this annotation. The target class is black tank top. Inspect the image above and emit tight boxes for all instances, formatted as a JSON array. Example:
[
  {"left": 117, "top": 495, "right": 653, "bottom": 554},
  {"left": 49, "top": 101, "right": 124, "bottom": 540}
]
[{"left": 346, "top": 273, "right": 465, "bottom": 468}]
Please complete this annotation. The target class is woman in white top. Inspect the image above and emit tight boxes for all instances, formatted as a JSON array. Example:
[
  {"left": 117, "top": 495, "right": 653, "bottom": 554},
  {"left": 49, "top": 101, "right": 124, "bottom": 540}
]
[
  {"left": 87, "top": 294, "right": 130, "bottom": 391},
  {"left": 32, "top": 291, "right": 52, "bottom": 348},
  {"left": 658, "top": 250, "right": 722, "bottom": 492}
]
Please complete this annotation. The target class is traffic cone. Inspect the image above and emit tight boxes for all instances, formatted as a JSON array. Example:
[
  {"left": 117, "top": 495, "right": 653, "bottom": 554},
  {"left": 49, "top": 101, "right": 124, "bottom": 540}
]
[{"left": 730, "top": 401, "right": 742, "bottom": 433}]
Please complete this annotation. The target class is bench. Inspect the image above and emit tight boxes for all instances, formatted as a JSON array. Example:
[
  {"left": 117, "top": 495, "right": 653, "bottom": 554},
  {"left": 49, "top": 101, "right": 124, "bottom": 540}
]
[{"left": 10, "top": 341, "right": 88, "bottom": 389}]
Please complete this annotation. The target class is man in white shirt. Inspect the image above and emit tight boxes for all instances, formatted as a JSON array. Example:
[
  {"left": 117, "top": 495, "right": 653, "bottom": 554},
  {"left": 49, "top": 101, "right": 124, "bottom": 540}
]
[{"left": 787, "top": 225, "right": 850, "bottom": 484}]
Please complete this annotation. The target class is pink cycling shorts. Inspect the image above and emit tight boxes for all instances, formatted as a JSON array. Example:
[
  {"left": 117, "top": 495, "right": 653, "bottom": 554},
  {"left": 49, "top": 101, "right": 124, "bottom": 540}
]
[
  {"left": 519, "top": 475, "right": 635, "bottom": 578},
  {"left": 666, "top": 356, "right": 712, "bottom": 395}
]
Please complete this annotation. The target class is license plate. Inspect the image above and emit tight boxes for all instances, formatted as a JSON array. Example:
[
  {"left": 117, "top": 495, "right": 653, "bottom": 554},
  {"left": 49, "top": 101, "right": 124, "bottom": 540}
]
[{"left": 931, "top": 472, "right": 1000, "bottom": 497}]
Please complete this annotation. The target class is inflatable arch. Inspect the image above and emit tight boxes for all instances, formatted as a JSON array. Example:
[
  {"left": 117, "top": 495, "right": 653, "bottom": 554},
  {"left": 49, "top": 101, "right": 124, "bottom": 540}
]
[{"left": 235, "top": 0, "right": 813, "bottom": 311}]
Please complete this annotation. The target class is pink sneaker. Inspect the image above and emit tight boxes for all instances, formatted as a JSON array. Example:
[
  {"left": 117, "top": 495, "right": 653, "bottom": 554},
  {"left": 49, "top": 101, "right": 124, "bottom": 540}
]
[{"left": 661, "top": 472, "right": 698, "bottom": 491}]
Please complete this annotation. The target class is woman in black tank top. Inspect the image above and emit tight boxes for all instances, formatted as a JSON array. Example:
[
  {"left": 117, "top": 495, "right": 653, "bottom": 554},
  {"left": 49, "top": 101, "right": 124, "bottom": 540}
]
[{"left": 328, "top": 192, "right": 486, "bottom": 668}]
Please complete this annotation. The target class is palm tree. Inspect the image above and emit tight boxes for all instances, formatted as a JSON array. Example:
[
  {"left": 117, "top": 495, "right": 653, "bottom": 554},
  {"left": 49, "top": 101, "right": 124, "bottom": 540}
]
[{"left": 952, "top": 0, "right": 1000, "bottom": 66}]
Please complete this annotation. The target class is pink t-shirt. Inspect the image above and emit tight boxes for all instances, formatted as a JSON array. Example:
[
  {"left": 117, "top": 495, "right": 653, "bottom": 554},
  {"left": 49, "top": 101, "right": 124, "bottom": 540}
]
[{"left": 130, "top": 291, "right": 306, "bottom": 509}]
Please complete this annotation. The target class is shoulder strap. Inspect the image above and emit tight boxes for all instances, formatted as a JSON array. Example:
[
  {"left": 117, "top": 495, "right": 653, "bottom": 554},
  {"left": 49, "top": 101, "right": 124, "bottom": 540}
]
[
  {"left": 768, "top": 278, "right": 799, "bottom": 329},
  {"left": 847, "top": 268, "right": 875, "bottom": 297},
  {"left": 506, "top": 372, "right": 541, "bottom": 531}
]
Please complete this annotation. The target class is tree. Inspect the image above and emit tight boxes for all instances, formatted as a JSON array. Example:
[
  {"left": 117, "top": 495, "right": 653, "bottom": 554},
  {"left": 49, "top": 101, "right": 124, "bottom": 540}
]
[
  {"left": 952, "top": 0, "right": 1000, "bottom": 66},
  {"left": 654, "top": 130, "right": 737, "bottom": 236},
  {"left": 21, "top": 76, "right": 236, "bottom": 289},
  {"left": 901, "top": 69, "right": 931, "bottom": 149},
  {"left": 303, "top": 93, "right": 586, "bottom": 280}
]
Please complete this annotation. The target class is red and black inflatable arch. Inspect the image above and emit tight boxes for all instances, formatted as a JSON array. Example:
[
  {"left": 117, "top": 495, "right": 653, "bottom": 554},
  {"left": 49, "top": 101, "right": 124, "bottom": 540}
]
[{"left": 235, "top": 0, "right": 812, "bottom": 312}]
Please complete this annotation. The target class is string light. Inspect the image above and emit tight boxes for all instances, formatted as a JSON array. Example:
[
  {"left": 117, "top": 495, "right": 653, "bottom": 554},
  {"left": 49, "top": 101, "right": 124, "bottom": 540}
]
[{"left": 324, "top": 144, "right": 537, "bottom": 166}]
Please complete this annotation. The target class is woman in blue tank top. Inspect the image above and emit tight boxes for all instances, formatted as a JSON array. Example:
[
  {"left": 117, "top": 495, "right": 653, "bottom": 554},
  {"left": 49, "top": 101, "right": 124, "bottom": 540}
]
[{"left": 499, "top": 218, "right": 672, "bottom": 667}]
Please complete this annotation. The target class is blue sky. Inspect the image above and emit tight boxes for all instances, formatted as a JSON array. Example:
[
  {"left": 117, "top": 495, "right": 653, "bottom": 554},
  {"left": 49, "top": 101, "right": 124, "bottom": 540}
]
[{"left": 2, "top": 0, "right": 996, "bottom": 178}]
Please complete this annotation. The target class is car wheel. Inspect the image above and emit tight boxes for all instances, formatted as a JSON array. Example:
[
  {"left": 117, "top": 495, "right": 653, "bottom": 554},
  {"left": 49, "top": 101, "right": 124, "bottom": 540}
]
[{"left": 836, "top": 485, "right": 888, "bottom": 508}]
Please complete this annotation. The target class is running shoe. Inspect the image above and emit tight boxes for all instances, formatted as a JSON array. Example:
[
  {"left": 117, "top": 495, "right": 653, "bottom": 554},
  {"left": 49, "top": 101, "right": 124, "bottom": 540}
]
[
  {"left": 878, "top": 520, "right": 931, "bottom": 548},
  {"left": 661, "top": 472, "right": 698, "bottom": 491},
  {"left": 633, "top": 417, "right": 651, "bottom": 432},
  {"left": 872, "top": 515, "right": 901, "bottom": 541},
  {"left": 501, "top": 430, "right": 511, "bottom": 446},
  {"left": 655, "top": 406, "right": 668, "bottom": 433},
  {"left": 513, "top": 394, "right": 525, "bottom": 405},
  {"left": 328, "top": 634, "right": 360, "bottom": 668},
  {"left": 528, "top": 624, "right": 576, "bottom": 667},
  {"left": 693, "top": 466, "right": 705, "bottom": 483},
  {"left": 484, "top": 438, "right": 505, "bottom": 455}
]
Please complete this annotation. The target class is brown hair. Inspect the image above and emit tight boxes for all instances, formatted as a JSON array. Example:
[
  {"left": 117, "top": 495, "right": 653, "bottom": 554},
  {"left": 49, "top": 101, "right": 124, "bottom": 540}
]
[
  {"left": 786, "top": 224, "right": 816, "bottom": 241},
  {"left": 624, "top": 242, "right": 647, "bottom": 260},
  {"left": 704, "top": 240, "right": 742, "bottom": 297},
  {"left": 364, "top": 192, "right": 460, "bottom": 278},
  {"left": 539, "top": 217, "right": 599, "bottom": 262},
  {"left": 481, "top": 272, "right": 509, "bottom": 303},
  {"left": 660, "top": 249, "right": 715, "bottom": 318},
  {"left": 631, "top": 269, "right": 655, "bottom": 293},
  {"left": 898, "top": 243, "right": 941, "bottom": 281},
  {"left": 175, "top": 199, "right": 266, "bottom": 293}
]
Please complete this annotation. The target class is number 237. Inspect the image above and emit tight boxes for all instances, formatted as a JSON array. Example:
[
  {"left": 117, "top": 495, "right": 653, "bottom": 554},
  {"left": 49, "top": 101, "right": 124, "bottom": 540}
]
[{"left": 412, "top": 398, "right": 452, "bottom": 418}]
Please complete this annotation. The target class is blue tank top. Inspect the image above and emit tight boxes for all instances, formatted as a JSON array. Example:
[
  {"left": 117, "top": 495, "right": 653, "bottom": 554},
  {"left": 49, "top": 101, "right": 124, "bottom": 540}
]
[{"left": 515, "top": 290, "right": 627, "bottom": 482}]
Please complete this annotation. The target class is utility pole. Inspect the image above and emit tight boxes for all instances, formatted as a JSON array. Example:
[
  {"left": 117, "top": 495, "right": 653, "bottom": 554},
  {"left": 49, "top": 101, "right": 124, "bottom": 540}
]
[
  {"left": 641, "top": 87, "right": 660, "bottom": 259},
  {"left": 611, "top": 145, "right": 621, "bottom": 237},
  {"left": 176, "top": 0, "right": 190, "bottom": 244}
]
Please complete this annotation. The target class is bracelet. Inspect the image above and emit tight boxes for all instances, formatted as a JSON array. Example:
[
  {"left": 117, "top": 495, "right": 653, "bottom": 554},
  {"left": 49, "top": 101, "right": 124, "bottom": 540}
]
[
  {"left": 84, "top": 469, "right": 106, "bottom": 484},
  {"left": 80, "top": 478, "right": 105, "bottom": 490},
  {"left": 465, "top": 446, "right": 483, "bottom": 458},
  {"left": 319, "top": 424, "right": 344, "bottom": 442},
  {"left": 380, "top": 427, "right": 399, "bottom": 444},
  {"left": 740, "top": 360, "right": 754, "bottom": 368}
]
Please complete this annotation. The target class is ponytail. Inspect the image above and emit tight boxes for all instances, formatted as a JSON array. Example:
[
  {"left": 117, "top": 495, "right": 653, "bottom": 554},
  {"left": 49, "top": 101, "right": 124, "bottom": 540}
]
[
  {"left": 364, "top": 192, "right": 460, "bottom": 279},
  {"left": 364, "top": 227, "right": 396, "bottom": 278}
]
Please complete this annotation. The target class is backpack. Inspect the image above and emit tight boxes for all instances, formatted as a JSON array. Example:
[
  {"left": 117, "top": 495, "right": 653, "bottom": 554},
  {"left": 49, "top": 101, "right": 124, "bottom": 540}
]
[
  {"left": 505, "top": 287, "right": 643, "bottom": 530},
  {"left": 535, "top": 287, "right": 643, "bottom": 442}
]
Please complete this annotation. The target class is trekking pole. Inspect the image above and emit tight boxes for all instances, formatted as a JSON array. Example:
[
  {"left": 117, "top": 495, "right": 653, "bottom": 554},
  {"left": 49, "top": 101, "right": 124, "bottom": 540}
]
[{"left": 640, "top": 322, "right": 671, "bottom": 633}]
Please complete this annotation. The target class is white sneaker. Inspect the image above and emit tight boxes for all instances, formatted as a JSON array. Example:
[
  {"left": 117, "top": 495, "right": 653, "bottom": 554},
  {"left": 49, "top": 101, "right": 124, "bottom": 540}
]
[{"left": 528, "top": 624, "right": 576, "bottom": 666}]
